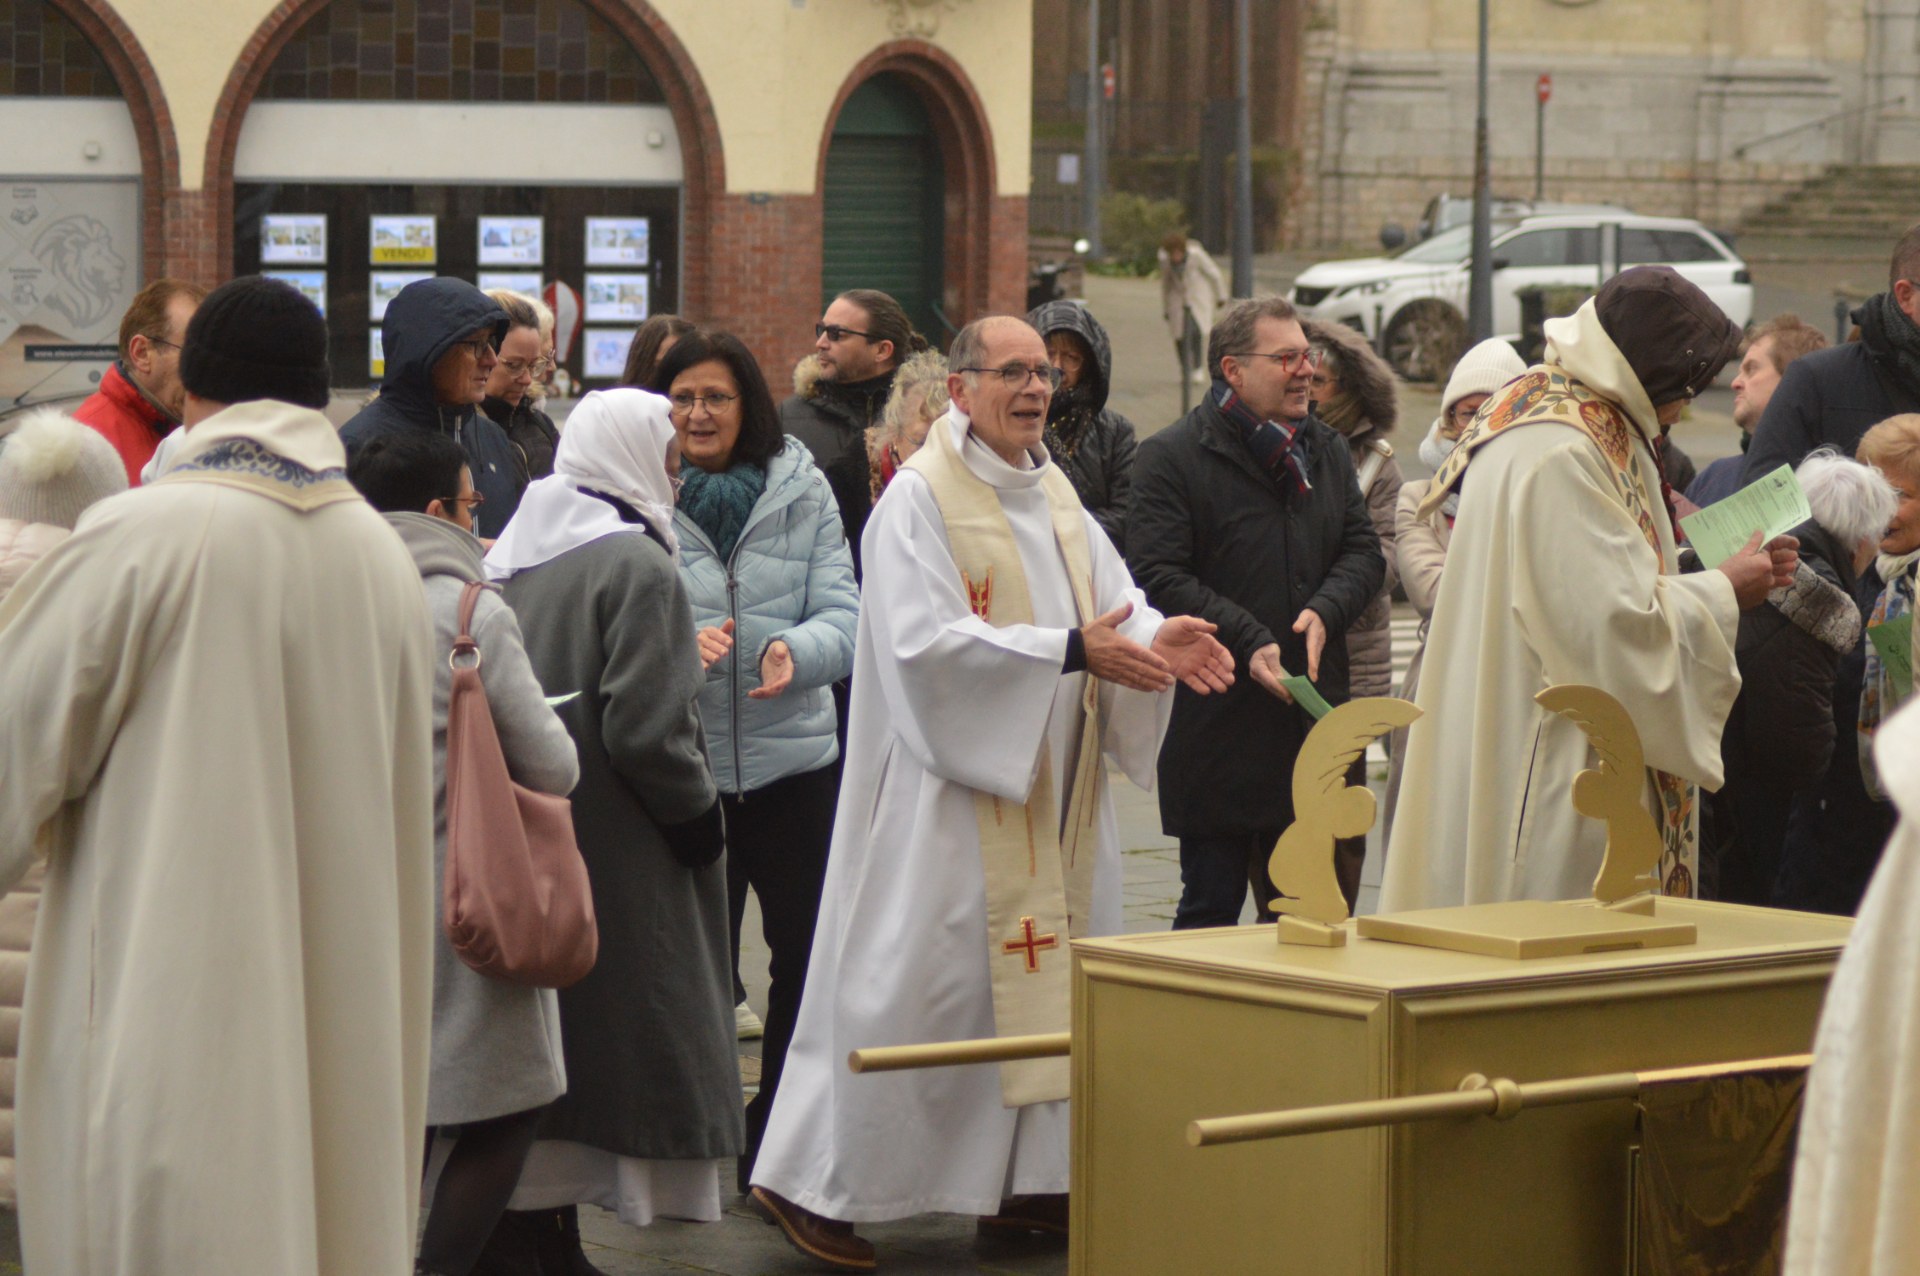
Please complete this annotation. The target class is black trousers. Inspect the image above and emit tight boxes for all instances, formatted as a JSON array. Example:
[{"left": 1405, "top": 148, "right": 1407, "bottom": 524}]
[
  {"left": 1171, "top": 758, "right": 1366, "bottom": 929},
  {"left": 724, "top": 762, "right": 840, "bottom": 1177}
]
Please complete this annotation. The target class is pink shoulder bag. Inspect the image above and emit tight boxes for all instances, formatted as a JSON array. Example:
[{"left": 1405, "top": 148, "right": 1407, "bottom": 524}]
[{"left": 443, "top": 580, "right": 598, "bottom": 988}]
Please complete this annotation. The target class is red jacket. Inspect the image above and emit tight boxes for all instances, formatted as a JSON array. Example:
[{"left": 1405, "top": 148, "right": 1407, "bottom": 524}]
[{"left": 71, "top": 363, "right": 175, "bottom": 486}]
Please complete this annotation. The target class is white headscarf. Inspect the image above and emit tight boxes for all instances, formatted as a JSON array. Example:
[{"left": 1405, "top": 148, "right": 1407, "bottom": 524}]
[{"left": 484, "top": 388, "right": 680, "bottom": 580}]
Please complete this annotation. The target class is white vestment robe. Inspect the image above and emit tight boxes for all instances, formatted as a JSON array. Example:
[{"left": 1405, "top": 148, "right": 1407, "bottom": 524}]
[
  {"left": 750, "top": 413, "right": 1172, "bottom": 1222},
  {"left": 1380, "top": 311, "right": 1740, "bottom": 910},
  {"left": 0, "top": 401, "right": 437, "bottom": 1275},
  {"left": 1784, "top": 699, "right": 1920, "bottom": 1273}
]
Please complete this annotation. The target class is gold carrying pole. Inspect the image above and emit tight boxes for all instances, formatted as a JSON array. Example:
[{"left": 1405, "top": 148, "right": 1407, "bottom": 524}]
[
  {"left": 1186, "top": 1053, "right": 1812, "bottom": 1148},
  {"left": 847, "top": 1032, "right": 1073, "bottom": 1075}
]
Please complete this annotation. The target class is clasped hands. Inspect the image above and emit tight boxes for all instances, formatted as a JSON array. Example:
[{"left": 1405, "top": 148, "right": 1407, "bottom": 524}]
[{"left": 1082, "top": 603, "right": 1235, "bottom": 695}]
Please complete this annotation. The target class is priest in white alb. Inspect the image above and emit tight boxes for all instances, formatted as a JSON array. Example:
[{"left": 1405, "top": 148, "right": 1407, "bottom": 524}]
[
  {"left": 749, "top": 316, "right": 1234, "bottom": 1271},
  {"left": 1380, "top": 267, "right": 1796, "bottom": 912},
  {"left": 1785, "top": 696, "right": 1920, "bottom": 1273}
]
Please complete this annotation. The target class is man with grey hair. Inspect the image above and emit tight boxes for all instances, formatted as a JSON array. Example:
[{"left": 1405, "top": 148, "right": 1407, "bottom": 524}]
[
  {"left": 751, "top": 314, "right": 1232, "bottom": 1270},
  {"left": 1127, "top": 295, "right": 1385, "bottom": 927},
  {"left": 1706, "top": 449, "right": 1896, "bottom": 903}
]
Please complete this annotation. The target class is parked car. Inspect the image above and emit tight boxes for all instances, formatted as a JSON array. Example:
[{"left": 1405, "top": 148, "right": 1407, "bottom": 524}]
[
  {"left": 1403, "top": 194, "right": 1624, "bottom": 244},
  {"left": 1291, "top": 212, "right": 1753, "bottom": 381}
]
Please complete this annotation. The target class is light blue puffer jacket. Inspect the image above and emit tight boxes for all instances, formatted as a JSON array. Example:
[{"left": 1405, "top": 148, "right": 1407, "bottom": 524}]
[{"left": 675, "top": 439, "right": 858, "bottom": 795}]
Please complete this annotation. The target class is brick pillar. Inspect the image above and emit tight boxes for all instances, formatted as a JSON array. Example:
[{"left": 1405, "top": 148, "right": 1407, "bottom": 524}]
[
  {"left": 704, "top": 192, "right": 827, "bottom": 388},
  {"left": 161, "top": 189, "right": 221, "bottom": 287}
]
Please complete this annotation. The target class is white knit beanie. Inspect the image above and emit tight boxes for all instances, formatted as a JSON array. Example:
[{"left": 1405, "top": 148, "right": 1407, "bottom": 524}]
[
  {"left": 0, "top": 409, "right": 129, "bottom": 530},
  {"left": 1441, "top": 338, "right": 1529, "bottom": 416}
]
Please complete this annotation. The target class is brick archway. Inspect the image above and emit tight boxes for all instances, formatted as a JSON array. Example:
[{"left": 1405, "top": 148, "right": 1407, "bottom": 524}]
[
  {"left": 815, "top": 41, "right": 1018, "bottom": 342},
  {"left": 45, "top": 0, "right": 179, "bottom": 282},
  {"left": 190, "top": 0, "right": 726, "bottom": 303}
]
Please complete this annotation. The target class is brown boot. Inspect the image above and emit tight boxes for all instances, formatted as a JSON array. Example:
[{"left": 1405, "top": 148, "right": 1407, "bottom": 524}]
[
  {"left": 977, "top": 1192, "right": 1069, "bottom": 1238},
  {"left": 751, "top": 1185, "right": 877, "bottom": 1272}
]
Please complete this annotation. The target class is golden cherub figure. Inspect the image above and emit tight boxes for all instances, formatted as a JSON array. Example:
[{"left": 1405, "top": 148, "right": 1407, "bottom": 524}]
[
  {"left": 1269, "top": 697, "right": 1424, "bottom": 927},
  {"left": 1534, "top": 685, "right": 1664, "bottom": 904}
]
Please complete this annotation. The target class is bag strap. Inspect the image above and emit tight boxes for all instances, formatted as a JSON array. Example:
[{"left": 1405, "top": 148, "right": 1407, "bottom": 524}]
[{"left": 454, "top": 580, "right": 489, "bottom": 669}]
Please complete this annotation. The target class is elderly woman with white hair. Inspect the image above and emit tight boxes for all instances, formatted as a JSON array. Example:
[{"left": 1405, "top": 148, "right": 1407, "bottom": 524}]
[{"left": 1705, "top": 447, "right": 1894, "bottom": 906}]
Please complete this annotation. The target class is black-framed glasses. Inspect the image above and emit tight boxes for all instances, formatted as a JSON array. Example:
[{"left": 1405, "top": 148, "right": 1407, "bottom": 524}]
[
  {"left": 145, "top": 336, "right": 182, "bottom": 354},
  {"left": 957, "top": 363, "right": 1065, "bottom": 390},
  {"left": 451, "top": 337, "right": 496, "bottom": 360},
  {"left": 668, "top": 391, "right": 739, "bottom": 415},
  {"left": 1228, "top": 347, "right": 1322, "bottom": 376},
  {"left": 815, "top": 323, "right": 874, "bottom": 343}
]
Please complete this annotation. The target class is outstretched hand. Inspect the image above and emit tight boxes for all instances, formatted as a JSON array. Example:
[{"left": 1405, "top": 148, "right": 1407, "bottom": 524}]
[
  {"left": 1081, "top": 603, "right": 1175, "bottom": 693},
  {"left": 750, "top": 639, "right": 795, "bottom": 699},
  {"left": 696, "top": 617, "right": 735, "bottom": 671},
  {"left": 1248, "top": 643, "right": 1293, "bottom": 703},
  {"left": 1151, "top": 616, "right": 1235, "bottom": 694}
]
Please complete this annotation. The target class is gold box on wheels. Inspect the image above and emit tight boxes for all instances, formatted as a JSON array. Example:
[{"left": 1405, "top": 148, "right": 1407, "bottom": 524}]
[{"left": 1068, "top": 900, "right": 1851, "bottom": 1275}]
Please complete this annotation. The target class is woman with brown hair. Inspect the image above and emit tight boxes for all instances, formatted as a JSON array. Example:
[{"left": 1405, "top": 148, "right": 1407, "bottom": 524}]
[{"left": 621, "top": 314, "right": 696, "bottom": 390}]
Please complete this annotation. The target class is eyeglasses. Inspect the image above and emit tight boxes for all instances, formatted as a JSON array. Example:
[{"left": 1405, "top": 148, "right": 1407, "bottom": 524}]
[
  {"left": 815, "top": 323, "right": 874, "bottom": 343},
  {"left": 144, "top": 336, "right": 182, "bottom": 354},
  {"left": 440, "top": 492, "right": 486, "bottom": 509},
  {"left": 451, "top": 338, "right": 496, "bottom": 360},
  {"left": 499, "top": 357, "right": 554, "bottom": 379},
  {"left": 668, "top": 391, "right": 739, "bottom": 415},
  {"left": 1228, "top": 348, "right": 1323, "bottom": 375},
  {"left": 957, "top": 363, "right": 1065, "bottom": 390}
]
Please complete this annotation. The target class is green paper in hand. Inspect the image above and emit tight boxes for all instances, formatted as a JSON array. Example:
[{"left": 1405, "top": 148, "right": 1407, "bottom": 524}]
[
  {"left": 1281, "top": 675, "right": 1333, "bottom": 719},
  {"left": 1679, "top": 464, "right": 1811, "bottom": 569},
  {"left": 1868, "top": 615, "right": 1914, "bottom": 702}
]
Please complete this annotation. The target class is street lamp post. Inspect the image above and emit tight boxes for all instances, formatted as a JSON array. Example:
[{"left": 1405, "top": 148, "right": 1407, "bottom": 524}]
[
  {"left": 1232, "top": 0, "right": 1254, "bottom": 298},
  {"left": 1466, "top": 0, "right": 1493, "bottom": 343},
  {"left": 1083, "top": 0, "right": 1104, "bottom": 257}
]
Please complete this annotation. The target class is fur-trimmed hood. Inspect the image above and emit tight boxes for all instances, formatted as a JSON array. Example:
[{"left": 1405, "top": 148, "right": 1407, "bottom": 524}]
[{"left": 1303, "top": 319, "right": 1397, "bottom": 445}]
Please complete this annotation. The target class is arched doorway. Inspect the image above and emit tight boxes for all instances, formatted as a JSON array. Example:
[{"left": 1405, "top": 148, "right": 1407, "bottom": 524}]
[
  {"left": 822, "top": 74, "right": 946, "bottom": 344},
  {"left": 204, "top": 0, "right": 726, "bottom": 378},
  {"left": 0, "top": 0, "right": 162, "bottom": 409},
  {"left": 226, "top": 0, "right": 688, "bottom": 390}
]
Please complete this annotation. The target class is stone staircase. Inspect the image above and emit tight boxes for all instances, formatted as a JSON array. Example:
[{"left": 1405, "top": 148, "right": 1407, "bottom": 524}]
[{"left": 1739, "top": 164, "right": 1920, "bottom": 252}]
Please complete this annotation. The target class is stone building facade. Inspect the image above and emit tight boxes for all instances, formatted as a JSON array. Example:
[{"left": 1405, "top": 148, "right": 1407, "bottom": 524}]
[
  {"left": 1, "top": 0, "right": 1033, "bottom": 398},
  {"left": 1288, "top": 0, "right": 1920, "bottom": 249}
]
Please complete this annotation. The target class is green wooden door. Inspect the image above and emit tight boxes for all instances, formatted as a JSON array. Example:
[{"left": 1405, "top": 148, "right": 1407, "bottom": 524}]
[{"left": 822, "top": 75, "right": 946, "bottom": 344}]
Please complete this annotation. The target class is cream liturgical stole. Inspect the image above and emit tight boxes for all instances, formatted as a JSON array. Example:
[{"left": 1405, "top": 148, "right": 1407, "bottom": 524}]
[{"left": 904, "top": 416, "right": 1103, "bottom": 1107}]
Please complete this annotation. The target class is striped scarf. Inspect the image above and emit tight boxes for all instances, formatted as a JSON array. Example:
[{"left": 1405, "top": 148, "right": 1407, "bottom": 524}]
[{"left": 1213, "top": 379, "right": 1312, "bottom": 495}]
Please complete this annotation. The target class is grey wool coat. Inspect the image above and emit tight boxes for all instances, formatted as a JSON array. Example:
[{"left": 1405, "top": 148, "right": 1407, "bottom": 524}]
[
  {"left": 387, "top": 512, "right": 580, "bottom": 1128},
  {"left": 502, "top": 526, "right": 743, "bottom": 1162}
]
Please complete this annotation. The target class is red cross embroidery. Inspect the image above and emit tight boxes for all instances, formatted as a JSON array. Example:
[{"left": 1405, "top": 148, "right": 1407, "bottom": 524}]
[{"left": 1001, "top": 916, "right": 1059, "bottom": 973}]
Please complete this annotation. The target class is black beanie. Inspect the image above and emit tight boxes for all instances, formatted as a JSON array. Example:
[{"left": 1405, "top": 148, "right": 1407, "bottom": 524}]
[
  {"left": 1593, "top": 266, "right": 1743, "bottom": 406},
  {"left": 180, "top": 275, "right": 331, "bottom": 411}
]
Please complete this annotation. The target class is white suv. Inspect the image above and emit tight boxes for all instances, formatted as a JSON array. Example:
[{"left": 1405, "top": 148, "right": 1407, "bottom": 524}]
[{"left": 1288, "top": 213, "right": 1753, "bottom": 381}]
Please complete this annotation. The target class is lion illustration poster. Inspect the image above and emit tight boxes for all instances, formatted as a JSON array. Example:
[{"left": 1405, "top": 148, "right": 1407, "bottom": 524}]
[{"left": 1, "top": 180, "right": 140, "bottom": 410}]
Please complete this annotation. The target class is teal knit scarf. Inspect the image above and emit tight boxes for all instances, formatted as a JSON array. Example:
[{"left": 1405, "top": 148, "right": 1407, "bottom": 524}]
[{"left": 678, "top": 462, "right": 766, "bottom": 561}]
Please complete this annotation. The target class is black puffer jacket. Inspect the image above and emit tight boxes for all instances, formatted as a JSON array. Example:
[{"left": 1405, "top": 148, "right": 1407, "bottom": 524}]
[
  {"left": 1702, "top": 523, "right": 1862, "bottom": 904},
  {"left": 1771, "top": 560, "right": 1896, "bottom": 915},
  {"left": 1744, "top": 319, "right": 1920, "bottom": 483},
  {"left": 483, "top": 394, "right": 560, "bottom": 480},
  {"left": 778, "top": 364, "right": 895, "bottom": 580},
  {"left": 1128, "top": 402, "right": 1385, "bottom": 836},
  {"left": 1026, "top": 301, "right": 1139, "bottom": 555},
  {"left": 340, "top": 279, "right": 526, "bottom": 538}
]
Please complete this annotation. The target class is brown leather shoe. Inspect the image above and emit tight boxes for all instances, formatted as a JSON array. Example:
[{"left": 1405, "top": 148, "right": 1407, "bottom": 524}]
[
  {"left": 751, "top": 1186, "right": 877, "bottom": 1272},
  {"left": 977, "top": 1192, "right": 1069, "bottom": 1238}
]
